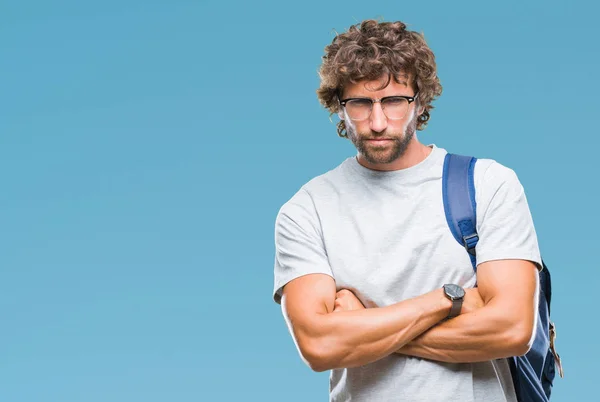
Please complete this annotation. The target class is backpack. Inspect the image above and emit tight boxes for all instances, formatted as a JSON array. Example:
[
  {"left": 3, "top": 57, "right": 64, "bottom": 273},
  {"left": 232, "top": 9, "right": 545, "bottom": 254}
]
[{"left": 442, "top": 153, "right": 563, "bottom": 402}]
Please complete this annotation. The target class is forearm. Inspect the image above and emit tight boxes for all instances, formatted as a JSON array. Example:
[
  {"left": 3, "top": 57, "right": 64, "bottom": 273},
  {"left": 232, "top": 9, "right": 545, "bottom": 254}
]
[
  {"left": 305, "top": 289, "right": 451, "bottom": 371},
  {"left": 396, "top": 303, "right": 530, "bottom": 363}
]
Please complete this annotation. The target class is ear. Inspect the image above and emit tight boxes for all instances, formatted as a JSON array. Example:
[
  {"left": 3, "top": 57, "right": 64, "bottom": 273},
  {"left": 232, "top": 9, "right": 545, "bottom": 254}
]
[
  {"left": 337, "top": 110, "right": 344, "bottom": 120},
  {"left": 417, "top": 105, "right": 425, "bottom": 116}
]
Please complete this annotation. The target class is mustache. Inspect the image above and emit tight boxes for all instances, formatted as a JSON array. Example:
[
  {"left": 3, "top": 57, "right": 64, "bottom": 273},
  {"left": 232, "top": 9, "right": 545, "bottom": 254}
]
[{"left": 359, "top": 136, "right": 400, "bottom": 141}]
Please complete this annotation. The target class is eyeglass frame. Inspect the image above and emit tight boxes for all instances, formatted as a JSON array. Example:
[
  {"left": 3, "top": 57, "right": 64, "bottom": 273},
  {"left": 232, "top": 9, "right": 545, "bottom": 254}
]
[{"left": 338, "top": 93, "right": 419, "bottom": 121}]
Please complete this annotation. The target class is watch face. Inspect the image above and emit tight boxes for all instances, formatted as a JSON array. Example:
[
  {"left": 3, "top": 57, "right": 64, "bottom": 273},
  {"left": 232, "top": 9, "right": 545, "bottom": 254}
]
[{"left": 444, "top": 284, "right": 465, "bottom": 300}]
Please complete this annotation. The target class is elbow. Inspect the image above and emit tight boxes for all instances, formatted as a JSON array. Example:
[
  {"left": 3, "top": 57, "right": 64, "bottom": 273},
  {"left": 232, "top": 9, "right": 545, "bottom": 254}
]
[
  {"left": 303, "top": 348, "right": 330, "bottom": 372},
  {"left": 298, "top": 337, "right": 336, "bottom": 372},
  {"left": 509, "top": 323, "right": 535, "bottom": 356},
  {"left": 511, "top": 335, "right": 531, "bottom": 356},
  {"left": 307, "top": 360, "right": 330, "bottom": 373}
]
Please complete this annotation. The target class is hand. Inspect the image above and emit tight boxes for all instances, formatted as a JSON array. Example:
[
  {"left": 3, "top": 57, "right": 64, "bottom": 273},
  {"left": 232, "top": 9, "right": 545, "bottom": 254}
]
[
  {"left": 333, "top": 289, "right": 366, "bottom": 313},
  {"left": 461, "top": 287, "right": 484, "bottom": 315}
]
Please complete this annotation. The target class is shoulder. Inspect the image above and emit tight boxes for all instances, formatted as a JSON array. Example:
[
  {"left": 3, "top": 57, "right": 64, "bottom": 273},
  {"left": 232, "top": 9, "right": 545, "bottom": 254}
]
[
  {"left": 469, "top": 157, "right": 541, "bottom": 268},
  {"left": 274, "top": 159, "right": 352, "bottom": 238},
  {"left": 472, "top": 157, "right": 530, "bottom": 224},
  {"left": 473, "top": 158, "right": 523, "bottom": 195},
  {"left": 276, "top": 158, "right": 352, "bottom": 218}
]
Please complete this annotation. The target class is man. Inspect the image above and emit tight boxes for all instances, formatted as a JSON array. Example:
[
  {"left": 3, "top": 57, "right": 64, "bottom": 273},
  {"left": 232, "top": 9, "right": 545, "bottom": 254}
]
[{"left": 272, "top": 19, "right": 541, "bottom": 402}]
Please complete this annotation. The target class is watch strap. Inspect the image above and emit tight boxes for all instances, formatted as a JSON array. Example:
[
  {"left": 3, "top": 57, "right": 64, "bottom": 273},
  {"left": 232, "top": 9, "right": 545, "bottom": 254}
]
[{"left": 448, "top": 298, "right": 462, "bottom": 319}]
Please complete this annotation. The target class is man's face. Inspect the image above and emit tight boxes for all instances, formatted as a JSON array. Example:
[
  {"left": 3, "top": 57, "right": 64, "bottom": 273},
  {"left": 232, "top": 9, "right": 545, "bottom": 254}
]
[{"left": 339, "top": 76, "right": 420, "bottom": 168}]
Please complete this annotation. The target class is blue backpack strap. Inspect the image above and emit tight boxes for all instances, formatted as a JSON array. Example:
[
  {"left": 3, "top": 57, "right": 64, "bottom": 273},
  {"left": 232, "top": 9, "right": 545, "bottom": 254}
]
[{"left": 442, "top": 153, "right": 478, "bottom": 270}]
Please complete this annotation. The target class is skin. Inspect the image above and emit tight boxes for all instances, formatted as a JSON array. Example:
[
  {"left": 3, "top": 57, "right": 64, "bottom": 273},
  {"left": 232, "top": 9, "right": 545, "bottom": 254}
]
[
  {"left": 282, "top": 275, "right": 484, "bottom": 371},
  {"left": 280, "top": 75, "right": 539, "bottom": 371},
  {"left": 339, "top": 74, "right": 430, "bottom": 171},
  {"left": 334, "top": 260, "right": 539, "bottom": 363}
]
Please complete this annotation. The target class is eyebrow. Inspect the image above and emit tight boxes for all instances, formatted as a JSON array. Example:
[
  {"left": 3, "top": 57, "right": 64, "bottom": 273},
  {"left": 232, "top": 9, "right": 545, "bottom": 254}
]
[{"left": 343, "top": 93, "right": 412, "bottom": 99}]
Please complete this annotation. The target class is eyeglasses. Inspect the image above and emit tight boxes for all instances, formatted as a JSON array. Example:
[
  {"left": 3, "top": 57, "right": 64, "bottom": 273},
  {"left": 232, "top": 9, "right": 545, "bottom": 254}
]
[{"left": 339, "top": 93, "right": 418, "bottom": 121}]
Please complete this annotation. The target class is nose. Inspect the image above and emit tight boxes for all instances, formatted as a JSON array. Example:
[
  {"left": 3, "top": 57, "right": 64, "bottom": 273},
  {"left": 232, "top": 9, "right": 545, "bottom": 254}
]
[{"left": 369, "top": 101, "right": 387, "bottom": 133}]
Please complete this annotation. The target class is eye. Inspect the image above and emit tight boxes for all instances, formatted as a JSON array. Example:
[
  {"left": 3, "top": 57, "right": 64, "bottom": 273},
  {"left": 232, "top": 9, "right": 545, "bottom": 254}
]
[
  {"left": 383, "top": 97, "right": 409, "bottom": 107},
  {"left": 346, "top": 99, "right": 372, "bottom": 108}
]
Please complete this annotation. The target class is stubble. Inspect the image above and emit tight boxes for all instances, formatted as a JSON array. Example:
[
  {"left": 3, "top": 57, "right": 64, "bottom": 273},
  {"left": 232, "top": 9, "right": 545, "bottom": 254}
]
[{"left": 347, "top": 112, "right": 417, "bottom": 165}]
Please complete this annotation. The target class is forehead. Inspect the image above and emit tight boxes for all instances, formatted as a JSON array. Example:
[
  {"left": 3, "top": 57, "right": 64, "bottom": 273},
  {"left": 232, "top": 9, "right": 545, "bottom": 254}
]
[{"left": 343, "top": 73, "right": 413, "bottom": 97}]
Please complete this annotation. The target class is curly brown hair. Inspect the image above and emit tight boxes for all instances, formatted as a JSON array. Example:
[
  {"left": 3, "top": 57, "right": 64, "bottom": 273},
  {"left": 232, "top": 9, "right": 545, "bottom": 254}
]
[{"left": 317, "top": 20, "right": 442, "bottom": 137}]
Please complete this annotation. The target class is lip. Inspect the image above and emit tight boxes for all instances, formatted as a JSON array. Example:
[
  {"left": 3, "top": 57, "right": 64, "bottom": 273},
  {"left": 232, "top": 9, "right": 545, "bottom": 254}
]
[{"left": 365, "top": 139, "right": 393, "bottom": 143}]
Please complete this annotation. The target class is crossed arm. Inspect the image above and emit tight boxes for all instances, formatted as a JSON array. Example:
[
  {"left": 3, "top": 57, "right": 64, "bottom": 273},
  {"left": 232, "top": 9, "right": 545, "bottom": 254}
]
[
  {"left": 396, "top": 260, "right": 539, "bottom": 363},
  {"left": 280, "top": 259, "right": 538, "bottom": 371}
]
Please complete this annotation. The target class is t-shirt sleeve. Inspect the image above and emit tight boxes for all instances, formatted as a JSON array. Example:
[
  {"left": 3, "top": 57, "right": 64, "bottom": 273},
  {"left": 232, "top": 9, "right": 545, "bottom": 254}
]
[
  {"left": 273, "top": 188, "right": 334, "bottom": 304},
  {"left": 475, "top": 161, "right": 543, "bottom": 270}
]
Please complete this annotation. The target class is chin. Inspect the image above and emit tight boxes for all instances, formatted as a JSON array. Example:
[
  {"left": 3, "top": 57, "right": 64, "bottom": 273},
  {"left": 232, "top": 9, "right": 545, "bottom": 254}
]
[{"left": 363, "top": 151, "right": 399, "bottom": 165}]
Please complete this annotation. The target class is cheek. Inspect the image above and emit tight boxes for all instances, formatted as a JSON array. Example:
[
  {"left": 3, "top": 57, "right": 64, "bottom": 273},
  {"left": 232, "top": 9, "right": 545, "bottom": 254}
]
[
  {"left": 386, "top": 119, "right": 410, "bottom": 135},
  {"left": 399, "top": 109, "right": 416, "bottom": 131},
  {"left": 345, "top": 118, "right": 359, "bottom": 133}
]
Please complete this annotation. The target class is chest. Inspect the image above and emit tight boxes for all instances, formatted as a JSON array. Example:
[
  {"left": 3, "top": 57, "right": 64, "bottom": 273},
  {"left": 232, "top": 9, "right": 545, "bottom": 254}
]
[{"left": 317, "top": 182, "right": 476, "bottom": 307}]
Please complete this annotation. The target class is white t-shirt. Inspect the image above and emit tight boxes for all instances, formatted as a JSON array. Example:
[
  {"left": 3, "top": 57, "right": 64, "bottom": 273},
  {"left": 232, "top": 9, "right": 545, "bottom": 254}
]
[{"left": 273, "top": 144, "right": 542, "bottom": 402}]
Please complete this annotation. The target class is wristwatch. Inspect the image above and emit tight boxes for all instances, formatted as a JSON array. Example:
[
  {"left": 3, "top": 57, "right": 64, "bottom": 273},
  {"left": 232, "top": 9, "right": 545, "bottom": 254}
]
[{"left": 443, "top": 284, "right": 465, "bottom": 319}]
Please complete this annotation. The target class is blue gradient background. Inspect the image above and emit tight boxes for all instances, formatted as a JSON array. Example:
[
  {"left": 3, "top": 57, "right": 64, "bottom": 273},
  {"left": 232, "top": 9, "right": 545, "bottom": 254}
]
[{"left": 1, "top": 1, "right": 596, "bottom": 401}]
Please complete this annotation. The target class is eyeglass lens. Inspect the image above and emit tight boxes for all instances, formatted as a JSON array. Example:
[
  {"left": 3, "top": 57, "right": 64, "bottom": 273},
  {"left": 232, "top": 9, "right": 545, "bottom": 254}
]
[{"left": 345, "top": 97, "right": 410, "bottom": 120}]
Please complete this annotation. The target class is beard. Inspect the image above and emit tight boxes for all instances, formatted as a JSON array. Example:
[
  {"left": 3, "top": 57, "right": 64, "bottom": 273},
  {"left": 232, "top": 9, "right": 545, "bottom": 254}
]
[{"left": 347, "top": 113, "right": 417, "bottom": 165}]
